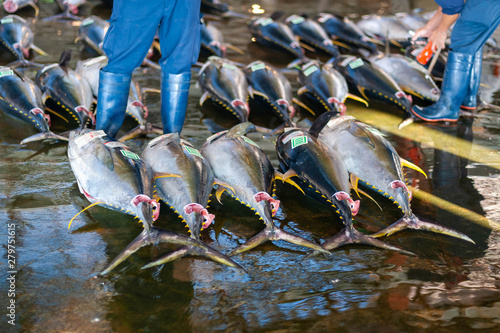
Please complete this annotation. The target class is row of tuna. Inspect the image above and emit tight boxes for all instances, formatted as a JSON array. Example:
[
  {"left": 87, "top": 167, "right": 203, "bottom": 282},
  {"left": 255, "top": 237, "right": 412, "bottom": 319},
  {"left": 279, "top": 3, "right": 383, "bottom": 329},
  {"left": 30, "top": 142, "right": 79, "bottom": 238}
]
[{"left": 68, "top": 116, "right": 474, "bottom": 275}]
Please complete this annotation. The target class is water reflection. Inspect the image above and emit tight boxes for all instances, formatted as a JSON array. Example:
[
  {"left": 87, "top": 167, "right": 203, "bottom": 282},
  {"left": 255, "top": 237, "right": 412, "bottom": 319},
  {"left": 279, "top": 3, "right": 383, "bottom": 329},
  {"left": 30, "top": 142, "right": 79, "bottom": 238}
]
[{"left": 1, "top": 0, "right": 500, "bottom": 332}]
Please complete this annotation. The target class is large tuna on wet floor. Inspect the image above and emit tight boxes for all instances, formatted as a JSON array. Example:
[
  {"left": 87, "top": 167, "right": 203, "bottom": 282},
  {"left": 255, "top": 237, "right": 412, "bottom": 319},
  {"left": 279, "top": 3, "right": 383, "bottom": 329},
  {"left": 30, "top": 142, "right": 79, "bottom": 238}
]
[
  {"left": 201, "top": 122, "right": 330, "bottom": 256},
  {"left": 75, "top": 16, "right": 109, "bottom": 56},
  {"left": 36, "top": 50, "right": 94, "bottom": 131},
  {"left": 317, "top": 113, "right": 474, "bottom": 244},
  {"left": 141, "top": 133, "right": 242, "bottom": 270},
  {"left": 248, "top": 15, "right": 304, "bottom": 60},
  {"left": 330, "top": 55, "right": 413, "bottom": 115},
  {"left": 244, "top": 60, "right": 295, "bottom": 129},
  {"left": 294, "top": 60, "right": 366, "bottom": 119},
  {"left": 275, "top": 121, "right": 414, "bottom": 254},
  {"left": 0, "top": 66, "right": 67, "bottom": 144},
  {"left": 68, "top": 130, "right": 212, "bottom": 275},
  {"left": 0, "top": 15, "right": 46, "bottom": 65},
  {"left": 198, "top": 56, "right": 250, "bottom": 124}
]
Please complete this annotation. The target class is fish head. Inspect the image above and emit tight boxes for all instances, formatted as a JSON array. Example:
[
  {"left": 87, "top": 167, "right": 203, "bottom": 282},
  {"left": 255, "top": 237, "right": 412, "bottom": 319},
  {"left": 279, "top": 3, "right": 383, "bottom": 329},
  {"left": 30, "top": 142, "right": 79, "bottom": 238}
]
[
  {"left": 230, "top": 99, "right": 250, "bottom": 121},
  {"left": 254, "top": 192, "right": 280, "bottom": 217},
  {"left": 395, "top": 90, "right": 413, "bottom": 112},
  {"left": 75, "top": 105, "right": 95, "bottom": 126},
  {"left": 29, "top": 107, "right": 51, "bottom": 130},
  {"left": 131, "top": 194, "right": 159, "bottom": 230},
  {"left": 333, "top": 191, "right": 360, "bottom": 216}
]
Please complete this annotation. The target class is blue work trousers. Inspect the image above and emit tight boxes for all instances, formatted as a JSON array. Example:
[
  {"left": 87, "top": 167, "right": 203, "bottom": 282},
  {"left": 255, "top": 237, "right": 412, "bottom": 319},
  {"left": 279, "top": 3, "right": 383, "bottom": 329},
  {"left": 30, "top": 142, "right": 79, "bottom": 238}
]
[
  {"left": 102, "top": 0, "right": 202, "bottom": 75},
  {"left": 450, "top": 0, "right": 500, "bottom": 54}
]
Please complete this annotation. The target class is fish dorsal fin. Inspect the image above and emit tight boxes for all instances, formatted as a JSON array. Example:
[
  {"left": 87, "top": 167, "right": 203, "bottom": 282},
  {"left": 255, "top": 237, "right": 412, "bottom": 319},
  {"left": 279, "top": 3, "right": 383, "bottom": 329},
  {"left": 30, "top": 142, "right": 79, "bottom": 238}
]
[
  {"left": 59, "top": 50, "right": 72, "bottom": 73},
  {"left": 309, "top": 112, "right": 337, "bottom": 138},
  {"left": 95, "top": 143, "right": 114, "bottom": 171},
  {"left": 347, "top": 122, "right": 377, "bottom": 148},
  {"left": 400, "top": 158, "right": 428, "bottom": 178},
  {"left": 226, "top": 122, "right": 256, "bottom": 138}
]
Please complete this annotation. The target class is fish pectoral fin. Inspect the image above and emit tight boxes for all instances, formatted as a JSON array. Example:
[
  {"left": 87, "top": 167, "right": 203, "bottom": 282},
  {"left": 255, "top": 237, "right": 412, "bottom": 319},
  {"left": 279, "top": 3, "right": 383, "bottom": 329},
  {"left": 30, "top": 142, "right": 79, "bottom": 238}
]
[
  {"left": 292, "top": 97, "right": 316, "bottom": 116},
  {"left": 282, "top": 169, "right": 305, "bottom": 195},
  {"left": 400, "top": 158, "right": 428, "bottom": 178},
  {"left": 297, "top": 87, "right": 309, "bottom": 95},
  {"left": 248, "top": 85, "right": 255, "bottom": 99},
  {"left": 214, "top": 179, "right": 236, "bottom": 203},
  {"left": 350, "top": 173, "right": 361, "bottom": 197},
  {"left": 347, "top": 93, "right": 369, "bottom": 107},
  {"left": 357, "top": 188, "right": 383, "bottom": 211},
  {"left": 32, "top": 44, "right": 48, "bottom": 56},
  {"left": 154, "top": 172, "right": 182, "bottom": 180},
  {"left": 200, "top": 91, "right": 211, "bottom": 106},
  {"left": 95, "top": 143, "right": 114, "bottom": 171}
]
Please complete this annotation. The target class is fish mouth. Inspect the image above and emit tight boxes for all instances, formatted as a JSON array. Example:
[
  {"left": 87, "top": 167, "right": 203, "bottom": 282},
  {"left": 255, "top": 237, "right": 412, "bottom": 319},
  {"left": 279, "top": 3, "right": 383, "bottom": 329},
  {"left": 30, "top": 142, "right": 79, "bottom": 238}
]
[{"left": 3, "top": 1, "right": 18, "bottom": 13}]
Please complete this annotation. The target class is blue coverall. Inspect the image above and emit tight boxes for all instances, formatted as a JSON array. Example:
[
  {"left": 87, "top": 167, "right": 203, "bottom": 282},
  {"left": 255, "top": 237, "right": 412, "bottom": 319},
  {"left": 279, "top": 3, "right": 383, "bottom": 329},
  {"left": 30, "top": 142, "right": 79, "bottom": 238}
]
[
  {"left": 437, "top": 0, "right": 500, "bottom": 54},
  {"left": 102, "top": 0, "right": 202, "bottom": 75}
]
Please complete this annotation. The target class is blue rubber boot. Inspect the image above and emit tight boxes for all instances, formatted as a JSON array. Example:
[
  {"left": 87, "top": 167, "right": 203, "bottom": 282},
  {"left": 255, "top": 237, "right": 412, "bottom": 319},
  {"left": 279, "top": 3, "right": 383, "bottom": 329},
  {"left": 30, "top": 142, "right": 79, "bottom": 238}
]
[
  {"left": 411, "top": 51, "right": 474, "bottom": 122},
  {"left": 161, "top": 72, "right": 191, "bottom": 134},
  {"left": 461, "top": 47, "right": 483, "bottom": 110},
  {"left": 95, "top": 70, "right": 131, "bottom": 138}
]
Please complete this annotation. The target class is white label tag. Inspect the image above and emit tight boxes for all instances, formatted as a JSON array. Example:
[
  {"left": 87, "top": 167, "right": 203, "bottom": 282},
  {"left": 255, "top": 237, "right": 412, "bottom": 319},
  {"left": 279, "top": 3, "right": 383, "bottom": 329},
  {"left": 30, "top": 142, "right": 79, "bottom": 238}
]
[
  {"left": 339, "top": 56, "right": 356, "bottom": 67},
  {"left": 281, "top": 131, "right": 303, "bottom": 144},
  {"left": 104, "top": 141, "right": 127, "bottom": 148},
  {"left": 40, "top": 63, "right": 59, "bottom": 74},
  {"left": 74, "top": 130, "right": 106, "bottom": 148}
]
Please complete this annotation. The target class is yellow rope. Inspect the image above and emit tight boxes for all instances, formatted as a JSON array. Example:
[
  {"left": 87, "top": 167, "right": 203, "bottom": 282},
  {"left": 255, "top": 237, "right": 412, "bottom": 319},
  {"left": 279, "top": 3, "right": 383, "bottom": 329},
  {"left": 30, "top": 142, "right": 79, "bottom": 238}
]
[{"left": 68, "top": 201, "right": 105, "bottom": 230}]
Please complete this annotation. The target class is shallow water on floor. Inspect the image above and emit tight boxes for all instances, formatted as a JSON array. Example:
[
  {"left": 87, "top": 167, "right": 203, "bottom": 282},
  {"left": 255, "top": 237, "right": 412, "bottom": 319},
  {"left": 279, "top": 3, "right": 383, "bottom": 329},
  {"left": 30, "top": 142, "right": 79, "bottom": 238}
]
[{"left": 1, "top": 0, "right": 500, "bottom": 332}]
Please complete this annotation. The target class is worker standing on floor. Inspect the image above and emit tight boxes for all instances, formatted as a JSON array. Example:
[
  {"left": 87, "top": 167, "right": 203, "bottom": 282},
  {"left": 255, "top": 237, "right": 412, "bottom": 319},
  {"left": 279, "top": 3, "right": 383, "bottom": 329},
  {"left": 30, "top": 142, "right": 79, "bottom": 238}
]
[
  {"left": 411, "top": 0, "right": 500, "bottom": 122},
  {"left": 95, "top": 1, "right": 202, "bottom": 137}
]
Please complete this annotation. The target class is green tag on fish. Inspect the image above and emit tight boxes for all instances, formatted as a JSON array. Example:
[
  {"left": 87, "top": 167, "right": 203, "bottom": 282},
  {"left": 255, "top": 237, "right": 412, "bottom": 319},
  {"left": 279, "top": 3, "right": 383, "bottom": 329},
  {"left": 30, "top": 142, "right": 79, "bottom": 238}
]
[
  {"left": 289, "top": 16, "right": 305, "bottom": 25},
  {"left": 259, "top": 18, "right": 273, "bottom": 26},
  {"left": 1, "top": 17, "right": 13, "bottom": 24},
  {"left": 0, "top": 70, "right": 13, "bottom": 78},
  {"left": 242, "top": 136, "right": 259, "bottom": 147},
  {"left": 184, "top": 145, "right": 203, "bottom": 158},
  {"left": 222, "top": 62, "right": 237, "bottom": 71},
  {"left": 303, "top": 65, "right": 318, "bottom": 77},
  {"left": 251, "top": 62, "right": 266, "bottom": 72},
  {"left": 82, "top": 18, "right": 94, "bottom": 26},
  {"left": 349, "top": 58, "right": 364, "bottom": 69},
  {"left": 121, "top": 150, "right": 140, "bottom": 160},
  {"left": 291, "top": 136, "right": 308, "bottom": 148},
  {"left": 40, "top": 0, "right": 55, "bottom": 3}
]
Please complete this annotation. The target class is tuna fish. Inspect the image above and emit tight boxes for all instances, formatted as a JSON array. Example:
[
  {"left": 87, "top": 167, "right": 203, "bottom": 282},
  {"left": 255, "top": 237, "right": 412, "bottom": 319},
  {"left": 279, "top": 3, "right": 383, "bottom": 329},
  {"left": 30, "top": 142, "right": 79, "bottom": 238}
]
[
  {"left": 140, "top": 133, "right": 242, "bottom": 269},
  {"left": 371, "top": 54, "right": 440, "bottom": 105},
  {"left": 68, "top": 129, "right": 214, "bottom": 275},
  {"left": 275, "top": 123, "right": 414, "bottom": 254},
  {"left": 317, "top": 113, "right": 474, "bottom": 244},
  {"left": 315, "top": 13, "right": 379, "bottom": 56},
  {"left": 248, "top": 15, "right": 305, "bottom": 60},
  {"left": 356, "top": 15, "right": 413, "bottom": 49},
  {"left": 198, "top": 56, "right": 250, "bottom": 123},
  {"left": 75, "top": 16, "right": 109, "bottom": 57},
  {"left": 3, "top": 0, "right": 39, "bottom": 18},
  {"left": 244, "top": 60, "right": 295, "bottom": 129},
  {"left": 294, "top": 60, "right": 366, "bottom": 119},
  {"left": 0, "top": 66, "right": 67, "bottom": 144},
  {"left": 201, "top": 122, "right": 330, "bottom": 256},
  {"left": 36, "top": 50, "right": 94, "bottom": 131},
  {"left": 330, "top": 55, "right": 413, "bottom": 115},
  {"left": 285, "top": 14, "right": 340, "bottom": 58},
  {"left": 0, "top": 15, "right": 47, "bottom": 66}
]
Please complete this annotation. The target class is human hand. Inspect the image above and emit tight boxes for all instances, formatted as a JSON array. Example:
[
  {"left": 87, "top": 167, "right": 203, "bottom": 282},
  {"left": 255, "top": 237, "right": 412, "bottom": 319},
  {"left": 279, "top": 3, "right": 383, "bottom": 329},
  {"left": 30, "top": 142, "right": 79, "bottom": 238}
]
[
  {"left": 412, "top": 26, "right": 433, "bottom": 41},
  {"left": 428, "top": 29, "right": 447, "bottom": 51}
]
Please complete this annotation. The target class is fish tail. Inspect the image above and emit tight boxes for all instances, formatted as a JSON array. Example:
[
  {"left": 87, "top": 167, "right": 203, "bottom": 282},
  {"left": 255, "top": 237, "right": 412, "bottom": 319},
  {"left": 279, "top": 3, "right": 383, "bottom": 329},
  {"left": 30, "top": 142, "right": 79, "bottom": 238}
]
[
  {"left": 20, "top": 131, "right": 69, "bottom": 145},
  {"left": 142, "top": 243, "right": 245, "bottom": 272},
  {"left": 227, "top": 226, "right": 331, "bottom": 256},
  {"left": 100, "top": 227, "right": 213, "bottom": 275},
  {"left": 370, "top": 215, "right": 475, "bottom": 244},
  {"left": 320, "top": 226, "right": 415, "bottom": 256}
]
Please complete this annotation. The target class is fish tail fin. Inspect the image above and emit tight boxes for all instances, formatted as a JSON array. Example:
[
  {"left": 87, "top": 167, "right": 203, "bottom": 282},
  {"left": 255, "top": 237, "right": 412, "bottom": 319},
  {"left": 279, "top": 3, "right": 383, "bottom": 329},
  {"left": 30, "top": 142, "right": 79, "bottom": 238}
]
[
  {"left": 100, "top": 227, "right": 213, "bottom": 275},
  {"left": 141, "top": 243, "right": 245, "bottom": 272},
  {"left": 227, "top": 227, "right": 331, "bottom": 256},
  {"left": 20, "top": 131, "right": 69, "bottom": 145},
  {"left": 370, "top": 215, "right": 475, "bottom": 244},
  {"left": 118, "top": 124, "right": 163, "bottom": 142},
  {"left": 321, "top": 226, "right": 415, "bottom": 256}
]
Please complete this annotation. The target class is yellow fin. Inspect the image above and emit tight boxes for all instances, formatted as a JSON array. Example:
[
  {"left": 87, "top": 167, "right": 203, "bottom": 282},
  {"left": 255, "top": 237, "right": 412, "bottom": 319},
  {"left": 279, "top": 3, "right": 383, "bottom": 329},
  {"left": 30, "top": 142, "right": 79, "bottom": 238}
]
[
  {"left": 358, "top": 188, "right": 383, "bottom": 211},
  {"left": 292, "top": 97, "right": 316, "bottom": 116},
  {"left": 400, "top": 158, "right": 428, "bottom": 178},
  {"left": 350, "top": 173, "right": 361, "bottom": 198},
  {"left": 282, "top": 169, "right": 305, "bottom": 195},
  {"left": 347, "top": 93, "right": 369, "bottom": 107}
]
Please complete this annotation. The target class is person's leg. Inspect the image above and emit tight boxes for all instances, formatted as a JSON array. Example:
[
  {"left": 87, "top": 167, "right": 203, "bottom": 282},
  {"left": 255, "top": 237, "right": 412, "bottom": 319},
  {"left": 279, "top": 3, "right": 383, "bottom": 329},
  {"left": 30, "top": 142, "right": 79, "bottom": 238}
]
[
  {"left": 96, "top": 1, "right": 162, "bottom": 137},
  {"left": 158, "top": 0, "right": 202, "bottom": 134},
  {"left": 411, "top": 0, "right": 500, "bottom": 122},
  {"left": 461, "top": 47, "right": 483, "bottom": 110}
]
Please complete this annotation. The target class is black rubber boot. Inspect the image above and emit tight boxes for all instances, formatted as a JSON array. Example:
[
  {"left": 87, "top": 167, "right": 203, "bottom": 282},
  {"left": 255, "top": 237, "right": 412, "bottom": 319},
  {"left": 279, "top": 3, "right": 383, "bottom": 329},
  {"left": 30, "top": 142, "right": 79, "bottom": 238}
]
[
  {"left": 411, "top": 51, "right": 474, "bottom": 122},
  {"left": 95, "top": 70, "right": 131, "bottom": 138},
  {"left": 161, "top": 72, "right": 191, "bottom": 134}
]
